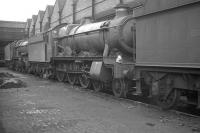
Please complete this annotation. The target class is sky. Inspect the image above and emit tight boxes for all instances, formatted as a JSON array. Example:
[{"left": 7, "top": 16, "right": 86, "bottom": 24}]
[{"left": 0, "top": 0, "right": 56, "bottom": 22}]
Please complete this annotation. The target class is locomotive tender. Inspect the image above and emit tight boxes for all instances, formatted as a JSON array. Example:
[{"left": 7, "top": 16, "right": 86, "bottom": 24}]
[
  {"left": 4, "top": 0, "right": 200, "bottom": 110},
  {"left": 134, "top": 0, "right": 200, "bottom": 109}
]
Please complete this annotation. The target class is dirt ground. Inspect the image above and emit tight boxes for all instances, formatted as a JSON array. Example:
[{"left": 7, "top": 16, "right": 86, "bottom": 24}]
[{"left": 0, "top": 68, "right": 200, "bottom": 133}]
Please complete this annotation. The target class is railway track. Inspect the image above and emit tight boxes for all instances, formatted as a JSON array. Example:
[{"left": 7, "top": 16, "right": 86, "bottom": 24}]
[
  {"left": 69, "top": 84, "right": 200, "bottom": 118},
  {"left": 13, "top": 71, "right": 200, "bottom": 118}
]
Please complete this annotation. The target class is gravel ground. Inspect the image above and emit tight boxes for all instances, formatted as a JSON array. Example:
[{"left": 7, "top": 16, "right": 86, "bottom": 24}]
[{"left": 0, "top": 68, "right": 200, "bottom": 133}]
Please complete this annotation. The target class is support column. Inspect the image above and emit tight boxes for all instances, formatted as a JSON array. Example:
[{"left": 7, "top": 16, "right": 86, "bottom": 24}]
[
  {"left": 40, "top": 21, "right": 42, "bottom": 32},
  {"left": 48, "top": 17, "right": 51, "bottom": 28},
  {"left": 198, "top": 91, "right": 200, "bottom": 108},
  {"left": 119, "top": 0, "right": 123, "bottom": 4},
  {"left": 58, "top": 10, "right": 62, "bottom": 24},
  {"left": 92, "top": 0, "right": 95, "bottom": 21},
  {"left": 72, "top": 3, "right": 77, "bottom": 24},
  {"left": 32, "top": 25, "right": 35, "bottom": 36},
  {"left": 26, "top": 28, "right": 30, "bottom": 38}
]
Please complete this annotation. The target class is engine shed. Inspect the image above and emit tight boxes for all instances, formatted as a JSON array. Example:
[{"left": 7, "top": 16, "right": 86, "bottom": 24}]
[{"left": 0, "top": 21, "right": 26, "bottom": 65}]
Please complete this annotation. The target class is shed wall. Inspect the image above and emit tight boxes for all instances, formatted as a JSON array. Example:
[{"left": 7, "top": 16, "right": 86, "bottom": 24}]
[
  {"left": 42, "top": 11, "right": 50, "bottom": 32},
  {"left": 61, "top": 0, "right": 73, "bottom": 23},
  {"left": 76, "top": 0, "right": 92, "bottom": 21},
  {"left": 51, "top": 1, "right": 60, "bottom": 28},
  {"left": 60, "top": 0, "right": 137, "bottom": 24},
  {"left": 35, "top": 14, "right": 42, "bottom": 34},
  {"left": 29, "top": 15, "right": 37, "bottom": 37},
  {"left": 95, "top": 0, "right": 118, "bottom": 14}
]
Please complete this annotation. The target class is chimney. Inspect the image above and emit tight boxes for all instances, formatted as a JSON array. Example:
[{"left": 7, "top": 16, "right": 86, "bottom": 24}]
[
  {"left": 80, "top": 17, "right": 93, "bottom": 25},
  {"left": 114, "top": 4, "right": 129, "bottom": 18}
]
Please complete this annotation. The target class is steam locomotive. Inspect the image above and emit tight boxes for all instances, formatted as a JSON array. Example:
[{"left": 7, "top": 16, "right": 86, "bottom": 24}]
[
  {"left": 5, "top": 1, "right": 200, "bottom": 110},
  {"left": 4, "top": 40, "right": 28, "bottom": 71}
]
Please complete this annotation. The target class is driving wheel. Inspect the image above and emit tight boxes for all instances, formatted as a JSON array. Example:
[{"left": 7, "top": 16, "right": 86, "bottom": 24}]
[
  {"left": 92, "top": 80, "right": 104, "bottom": 92},
  {"left": 112, "top": 79, "right": 128, "bottom": 98},
  {"left": 56, "top": 71, "right": 65, "bottom": 82},
  {"left": 79, "top": 73, "right": 90, "bottom": 89},
  {"left": 67, "top": 73, "right": 76, "bottom": 85},
  {"left": 156, "top": 88, "right": 180, "bottom": 110}
]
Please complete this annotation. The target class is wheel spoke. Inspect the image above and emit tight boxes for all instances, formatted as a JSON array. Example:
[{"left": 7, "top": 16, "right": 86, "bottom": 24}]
[
  {"left": 56, "top": 71, "right": 65, "bottom": 82},
  {"left": 92, "top": 80, "right": 103, "bottom": 92},
  {"left": 163, "top": 88, "right": 174, "bottom": 101},
  {"left": 112, "top": 79, "right": 127, "bottom": 98},
  {"left": 67, "top": 73, "right": 76, "bottom": 85},
  {"left": 156, "top": 88, "right": 180, "bottom": 110},
  {"left": 79, "top": 73, "right": 90, "bottom": 89}
]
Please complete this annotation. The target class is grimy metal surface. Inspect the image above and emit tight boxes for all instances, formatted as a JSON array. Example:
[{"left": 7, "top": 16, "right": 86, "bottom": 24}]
[
  {"left": 134, "top": 0, "right": 200, "bottom": 17},
  {"left": 135, "top": 1, "right": 200, "bottom": 68},
  {"left": 28, "top": 42, "right": 46, "bottom": 62},
  {"left": 67, "top": 21, "right": 106, "bottom": 54},
  {"left": 59, "top": 15, "right": 135, "bottom": 56},
  {"left": 28, "top": 33, "right": 49, "bottom": 62},
  {"left": 4, "top": 44, "right": 11, "bottom": 61}
]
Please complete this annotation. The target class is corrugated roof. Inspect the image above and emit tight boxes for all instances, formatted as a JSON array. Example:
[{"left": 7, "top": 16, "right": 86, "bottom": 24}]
[
  {"left": 36, "top": 10, "right": 44, "bottom": 22},
  {"left": 39, "top": 10, "right": 45, "bottom": 21},
  {"left": 58, "top": 0, "right": 67, "bottom": 11},
  {"left": 26, "top": 19, "right": 32, "bottom": 28},
  {"left": 47, "top": 5, "right": 54, "bottom": 17},
  {"left": 32, "top": 15, "right": 38, "bottom": 24},
  {"left": 73, "top": 0, "right": 78, "bottom": 4}
]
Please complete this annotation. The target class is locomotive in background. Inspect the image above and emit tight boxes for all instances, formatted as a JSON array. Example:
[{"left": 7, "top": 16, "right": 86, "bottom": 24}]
[
  {"left": 4, "top": 0, "right": 200, "bottom": 110},
  {"left": 4, "top": 40, "right": 28, "bottom": 72}
]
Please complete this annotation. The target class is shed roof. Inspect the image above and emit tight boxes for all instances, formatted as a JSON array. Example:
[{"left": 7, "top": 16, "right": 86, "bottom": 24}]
[
  {"left": 24, "top": 19, "right": 32, "bottom": 31},
  {"left": 26, "top": 19, "right": 32, "bottom": 27},
  {"left": 58, "top": 0, "right": 67, "bottom": 11},
  {"left": 42, "top": 5, "right": 54, "bottom": 32},
  {"left": 37, "top": 10, "right": 45, "bottom": 22},
  {"left": 50, "top": 0, "right": 67, "bottom": 27},
  {"left": 25, "top": 19, "right": 32, "bottom": 28},
  {"left": 53, "top": 0, "right": 67, "bottom": 12},
  {"left": 47, "top": 5, "right": 54, "bottom": 17},
  {"left": 32, "top": 15, "right": 38, "bottom": 25},
  {"left": 0, "top": 21, "right": 26, "bottom": 28}
]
